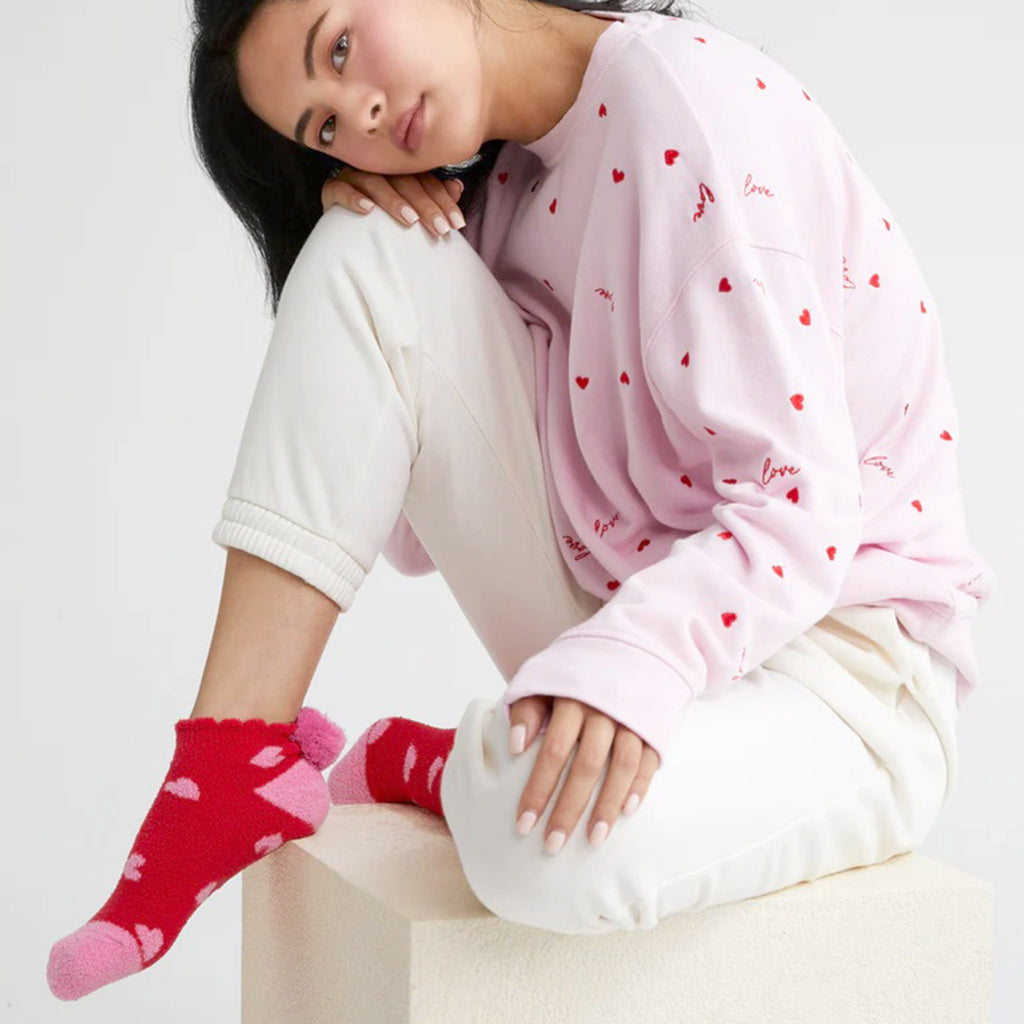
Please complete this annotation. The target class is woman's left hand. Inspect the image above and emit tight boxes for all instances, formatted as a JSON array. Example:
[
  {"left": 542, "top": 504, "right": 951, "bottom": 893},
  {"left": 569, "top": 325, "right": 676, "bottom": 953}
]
[{"left": 507, "top": 695, "right": 662, "bottom": 853}]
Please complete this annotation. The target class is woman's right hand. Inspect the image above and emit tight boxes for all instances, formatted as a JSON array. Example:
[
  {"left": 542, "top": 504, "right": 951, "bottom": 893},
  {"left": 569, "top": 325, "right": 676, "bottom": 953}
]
[{"left": 321, "top": 167, "right": 467, "bottom": 238}]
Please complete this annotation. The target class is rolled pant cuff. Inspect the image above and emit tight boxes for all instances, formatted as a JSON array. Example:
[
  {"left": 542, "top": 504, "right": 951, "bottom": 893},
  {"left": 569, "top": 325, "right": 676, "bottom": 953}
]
[{"left": 211, "top": 497, "right": 363, "bottom": 611}]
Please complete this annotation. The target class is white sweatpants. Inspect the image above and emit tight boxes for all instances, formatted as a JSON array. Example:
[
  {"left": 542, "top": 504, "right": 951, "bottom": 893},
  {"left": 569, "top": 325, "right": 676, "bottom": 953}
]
[{"left": 211, "top": 204, "right": 959, "bottom": 935}]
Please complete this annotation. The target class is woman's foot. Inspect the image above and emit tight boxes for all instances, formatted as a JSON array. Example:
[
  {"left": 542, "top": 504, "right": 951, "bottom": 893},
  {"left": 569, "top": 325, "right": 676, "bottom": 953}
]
[
  {"left": 327, "top": 716, "right": 455, "bottom": 818},
  {"left": 47, "top": 706, "right": 345, "bottom": 1001}
]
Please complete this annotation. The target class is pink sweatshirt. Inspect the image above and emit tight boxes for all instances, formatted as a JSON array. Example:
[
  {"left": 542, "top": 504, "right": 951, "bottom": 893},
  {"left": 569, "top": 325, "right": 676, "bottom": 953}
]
[{"left": 382, "top": 9, "right": 996, "bottom": 763}]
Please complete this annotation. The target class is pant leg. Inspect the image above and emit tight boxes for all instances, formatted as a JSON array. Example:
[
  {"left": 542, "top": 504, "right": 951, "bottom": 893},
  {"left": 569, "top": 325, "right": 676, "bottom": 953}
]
[
  {"left": 439, "top": 604, "right": 959, "bottom": 935},
  {"left": 211, "top": 203, "right": 600, "bottom": 680}
]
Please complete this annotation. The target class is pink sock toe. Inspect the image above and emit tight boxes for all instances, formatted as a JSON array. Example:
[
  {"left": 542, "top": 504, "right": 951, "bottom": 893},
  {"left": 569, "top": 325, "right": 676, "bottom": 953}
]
[{"left": 47, "top": 920, "right": 143, "bottom": 1001}]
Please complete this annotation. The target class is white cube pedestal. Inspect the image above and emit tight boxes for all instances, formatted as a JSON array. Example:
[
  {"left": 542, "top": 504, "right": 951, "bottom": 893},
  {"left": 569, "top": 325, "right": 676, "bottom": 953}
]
[{"left": 241, "top": 803, "right": 992, "bottom": 1023}]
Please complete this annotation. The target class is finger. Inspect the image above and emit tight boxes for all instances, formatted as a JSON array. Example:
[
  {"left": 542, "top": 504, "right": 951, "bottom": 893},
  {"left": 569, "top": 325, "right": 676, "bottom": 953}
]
[
  {"left": 542, "top": 714, "right": 618, "bottom": 854},
  {"left": 620, "top": 744, "right": 662, "bottom": 819},
  {"left": 322, "top": 168, "right": 425, "bottom": 230},
  {"left": 388, "top": 173, "right": 462, "bottom": 238},
  {"left": 442, "top": 177, "right": 465, "bottom": 205},
  {"left": 514, "top": 699, "right": 584, "bottom": 842},
  {"left": 585, "top": 730, "right": 646, "bottom": 848},
  {"left": 321, "top": 170, "right": 464, "bottom": 237},
  {"left": 320, "top": 173, "right": 386, "bottom": 217},
  {"left": 416, "top": 174, "right": 467, "bottom": 232},
  {"left": 507, "top": 694, "right": 551, "bottom": 756}
]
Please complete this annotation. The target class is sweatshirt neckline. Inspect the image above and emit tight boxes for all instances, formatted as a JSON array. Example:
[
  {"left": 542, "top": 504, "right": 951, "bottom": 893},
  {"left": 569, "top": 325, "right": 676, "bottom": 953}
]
[{"left": 519, "top": 11, "right": 648, "bottom": 169}]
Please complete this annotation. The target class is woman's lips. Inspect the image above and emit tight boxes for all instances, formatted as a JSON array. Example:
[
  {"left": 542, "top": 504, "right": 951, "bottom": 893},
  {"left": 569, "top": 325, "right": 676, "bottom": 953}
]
[
  {"left": 405, "top": 97, "right": 425, "bottom": 151},
  {"left": 395, "top": 96, "right": 424, "bottom": 152},
  {"left": 401, "top": 96, "right": 421, "bottom": 151}
]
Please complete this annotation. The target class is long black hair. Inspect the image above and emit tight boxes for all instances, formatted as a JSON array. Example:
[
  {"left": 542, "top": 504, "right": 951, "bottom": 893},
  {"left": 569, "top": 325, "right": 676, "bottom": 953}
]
[{"left": 188, "top": 0, "right": 717, "bottom": 316}]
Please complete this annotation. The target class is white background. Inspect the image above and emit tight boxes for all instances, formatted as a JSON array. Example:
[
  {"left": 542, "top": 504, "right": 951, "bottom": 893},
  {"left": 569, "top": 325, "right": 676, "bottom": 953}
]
[{"left": 3, "top": 0, "right": 1020, "bottom": 1020}]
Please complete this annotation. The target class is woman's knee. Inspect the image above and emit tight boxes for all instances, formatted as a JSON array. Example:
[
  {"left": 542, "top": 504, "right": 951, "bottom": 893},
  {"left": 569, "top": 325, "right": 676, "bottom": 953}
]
[
  {"left": 440, "top": 699, "right": 653, "bottom": 935},
  {"left": 290, "top": 203, "right": 443, "bottom": 283}
]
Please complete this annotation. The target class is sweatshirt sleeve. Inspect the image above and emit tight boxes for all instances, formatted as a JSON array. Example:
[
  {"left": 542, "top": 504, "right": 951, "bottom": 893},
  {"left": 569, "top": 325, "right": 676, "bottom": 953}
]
[
  {"left": 381, "top": 510, "right": 437, "bottom": 576},
  {"left": 499, "top": 237, "right": 864, "bottom": 766}
]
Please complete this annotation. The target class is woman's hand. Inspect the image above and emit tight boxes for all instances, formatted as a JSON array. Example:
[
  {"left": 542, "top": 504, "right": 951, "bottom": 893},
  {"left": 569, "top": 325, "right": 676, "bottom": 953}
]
[
  {"left": 321, "top": 167, "right": 466, "bottom": 238},
  {"left": 507, "top": 695, "right": 662, "bottom": 854}
]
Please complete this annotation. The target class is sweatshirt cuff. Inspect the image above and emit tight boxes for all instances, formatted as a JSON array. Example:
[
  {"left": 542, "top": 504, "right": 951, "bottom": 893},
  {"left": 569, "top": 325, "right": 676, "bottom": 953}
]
[{"left": 499, "top": 633, "right": 698, "bottom": 767}]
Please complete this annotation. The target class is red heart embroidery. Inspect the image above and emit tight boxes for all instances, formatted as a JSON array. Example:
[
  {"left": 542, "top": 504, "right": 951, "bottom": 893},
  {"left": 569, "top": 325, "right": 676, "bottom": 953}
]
[
  {"left": 620, "top": 371, "right": 630, "bottom": 384},
  {"left": 612, "top": 168, "right": 625, "bottom": 183},
  {"left": 575, "top": 376, "right": 589, "bottom": 389},
  {"left": 869, "top": 273, "right": 880, "bottom": 288},
  {"left": 911, "top": 499, "right": 923, "bottom": 512},
  {"left": 637, "top": 538, "right": 650, "bottom": 551},
  {"left": 664, "top": 149, "right": 679, "bottom": 166},
  {"left": 680, "top": 474, "right": 693, "bottom": 487},
  {"left": 772, "top": 565, "right": 784, "bottom": 577},
  {"left": 704, "top": 426, "right": 717, "bottom": 435},
  {"left": 883, "top": 218, "right": 891, "bottom": 231},
  {"left": 940, "top": 430, "right": 953, "bottom": 440},
  {"left": 802, "top": 89, "right": 811, "bottom": 101},
  {"left": 606, "top": 580, "right": 620, "bottom": 591},
  {"left": 786, "top": 487, "right": 799, "bottom": 503},
  {"left": 722, "top": 612, "right": 738, "bottom": 627},
  {"left": 497, "top": 172, "right": 509, "bottom": 184},
  {"left": 722, "top": 478, "right": 737, "bottom": 485},
  {"left": 719, "top": 277, "right": 732, "bottom": 292},
  {"left": 599, "top": 103, "right": 607, "bottom": 117},
  {"left": 717, "top": 531, "right": 733, "bottom": 540},
  {"left": 681, "top": 351, "right": 690, "bottom": 367},
  {"left": 549, "top": 198, "right": 557, "bottom": 214},
  {"left": 756, "top": 78, "right": 766, "bottom": 90},
  {"left": 799, "top": 309, "right": 812, "bottom": 326},
  {"left": 530, "top": 180, "right": 540, "bottom": 193},
  {"left": 904, "top": 403, "right": 910, "bottom": 416},
  {"left": 920, "top": 300, "right": 927, "bottom": 313},
  {"left": 826, "top": 546, "right": 837, "bottom": 560},
  {"left": 790, "top": 393, "right": 804, "bottom": 410},
  {"left": 543, "top": 278, "right": 553, "bottom": 291}
]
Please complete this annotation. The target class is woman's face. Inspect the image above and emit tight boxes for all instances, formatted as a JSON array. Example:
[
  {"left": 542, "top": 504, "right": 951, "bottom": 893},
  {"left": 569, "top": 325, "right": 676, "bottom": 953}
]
[{"left": 236, "top": 0, "right": 487, "bottom": 174}]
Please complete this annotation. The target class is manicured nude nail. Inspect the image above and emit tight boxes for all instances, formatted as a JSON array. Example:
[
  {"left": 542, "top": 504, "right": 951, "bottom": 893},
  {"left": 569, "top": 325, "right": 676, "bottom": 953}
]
[
  {"left": 589, "top": 821, "right": 609, "bottom": 847},
  {"left": 517, "top": 810, "right": 537, "bottom": 836},
  {"left": 544, "top": 830, "right": 566, "bottom": 856},
  {"left": 509, "top": 723, "right": 526, "bottom": 755},
  {"left": 623, "top": 793, "right": 641, "bottom": 816},
  {"left": 401, "top": 205, "right": 418, "bottom": 224}
]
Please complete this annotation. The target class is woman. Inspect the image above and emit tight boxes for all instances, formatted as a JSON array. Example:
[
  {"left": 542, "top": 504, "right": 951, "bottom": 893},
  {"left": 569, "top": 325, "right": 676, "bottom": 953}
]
[{"left": 48, "top": 0, "right": 994, "bottom": 1001}]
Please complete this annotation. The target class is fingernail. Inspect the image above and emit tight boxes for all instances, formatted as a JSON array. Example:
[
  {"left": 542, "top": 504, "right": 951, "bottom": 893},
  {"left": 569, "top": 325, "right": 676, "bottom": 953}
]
[
  {"left": 544, "top": 830, "right": 566, "bottom": 856},
  {"left": 432, "top": 215, "right": 450, "bottom": 235},
  {"left": 401, "top": 205, "right": 418, "bottom": 224},
  {"left": 357, "top": 197, "right": 374, "bottom": 212},
  {"left": 589, "top": 820, "right": 609, "bottom": 848},
  {"left": 509, "top": 723, "right": 526, "bottom": 756},
  {"left": 517, "top": 810, "right": 537, "bottom": 836},
  {"left": 623, "top": 793, "right": 641, "bottom": 816},
  {"left": 449, "top": 208, "right": 466, "bottom": 230}
]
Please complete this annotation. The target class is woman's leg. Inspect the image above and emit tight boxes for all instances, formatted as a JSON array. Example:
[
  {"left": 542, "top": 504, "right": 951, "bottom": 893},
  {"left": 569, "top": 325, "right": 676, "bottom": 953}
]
[
  {"left": 189, "top": 547, "right": 339, "bottom": 723},
  {"left": 208, "top": 202, "right": 601, "bottom": 684},
  {"left": 440, "top": 604, "right": 960, "bottom": 935},
  {"left": 194, "top": 202, "right": 958, "bottom": 938}
]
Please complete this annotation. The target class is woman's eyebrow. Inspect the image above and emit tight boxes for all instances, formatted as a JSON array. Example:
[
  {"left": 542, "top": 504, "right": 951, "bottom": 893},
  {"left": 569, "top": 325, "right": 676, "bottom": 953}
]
[{"left": 294, "top": 7, "right": 330, "bottom": 146}]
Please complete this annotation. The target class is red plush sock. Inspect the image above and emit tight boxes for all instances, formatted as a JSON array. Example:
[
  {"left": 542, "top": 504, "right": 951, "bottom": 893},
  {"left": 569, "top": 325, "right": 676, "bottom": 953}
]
[
  {"left": 47, "top": 706, "right": 345, "bottom": 1002},
  {"left": 327, "top": 716, "right": 455, "bottom": 819}
]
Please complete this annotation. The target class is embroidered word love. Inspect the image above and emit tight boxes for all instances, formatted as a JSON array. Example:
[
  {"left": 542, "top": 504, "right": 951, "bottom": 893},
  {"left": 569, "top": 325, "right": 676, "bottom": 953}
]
[{"left": 761, "top": 457, "right": 802, "bottom": 487}]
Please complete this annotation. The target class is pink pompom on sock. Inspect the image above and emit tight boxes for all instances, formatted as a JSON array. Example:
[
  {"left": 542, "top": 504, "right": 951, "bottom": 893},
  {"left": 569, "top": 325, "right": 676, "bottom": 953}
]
[
  {"left": 328, "top": 716, "right": 455, "bottom": 819},
  {"left": 47, "top": 706, "right": 345, "bottom": 1002}
]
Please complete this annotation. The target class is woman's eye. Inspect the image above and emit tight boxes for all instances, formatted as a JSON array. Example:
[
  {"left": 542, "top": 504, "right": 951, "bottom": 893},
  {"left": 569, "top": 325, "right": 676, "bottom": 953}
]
[{"left": 318, "top": 30, "right": 350, "bottom": 147}]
